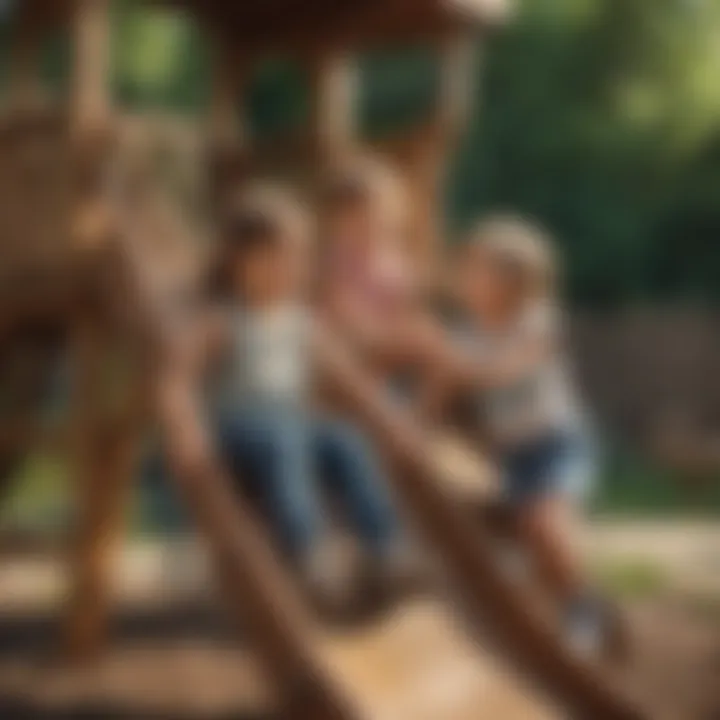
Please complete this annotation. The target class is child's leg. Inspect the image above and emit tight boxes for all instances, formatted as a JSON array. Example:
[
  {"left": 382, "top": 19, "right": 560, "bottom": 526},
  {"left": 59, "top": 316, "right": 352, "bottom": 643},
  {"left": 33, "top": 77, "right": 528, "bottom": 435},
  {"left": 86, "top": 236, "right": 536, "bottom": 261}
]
[
  {"left": 513, "top": 494, "right": 603, "bottom": 657},
  {"left": 505, "top": 433, "right": 601, "bottom": 652},
  {"left": 313, "top": 417, "right": 400, "bottom": 557},
  {"left": 217, "top": 407, "right": 326, "bottom": 558},
  {"left": 514, "top": 493, "right": 587, "bottom": 603},
  {"left": 504, "top": 431, "right": 595, "bottom": 599}
]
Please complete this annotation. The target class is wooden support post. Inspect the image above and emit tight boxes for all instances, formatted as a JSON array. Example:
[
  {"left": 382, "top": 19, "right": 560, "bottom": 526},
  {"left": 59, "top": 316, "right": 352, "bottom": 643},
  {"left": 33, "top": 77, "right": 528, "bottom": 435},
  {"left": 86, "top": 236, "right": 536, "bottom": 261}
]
[
  {"left": 71, "top": 0, "right": 112, "bottom": 141},
  {"left": 70, "top": 0, "right": 114, "bottom": 251},
  {"left": 414, "top": 34, "right": 480, "bottom": 281},
  {"left": 406, "top": 147, "right": 445, "bottom": 286},
  {"left": 63, "top": 332, "right": 138, "bottom": 660},
  {"left": 307, "top": 50, "right": 358, "bottom": 166},
  {"left": 63, "top": 0, "right": 120, "bottom": 662},
  {"left": 207, "top": 40, "right": 248, "bottom": 210},
  {"left": 437, "top": 33, "right": 479, "bottom": 142}
]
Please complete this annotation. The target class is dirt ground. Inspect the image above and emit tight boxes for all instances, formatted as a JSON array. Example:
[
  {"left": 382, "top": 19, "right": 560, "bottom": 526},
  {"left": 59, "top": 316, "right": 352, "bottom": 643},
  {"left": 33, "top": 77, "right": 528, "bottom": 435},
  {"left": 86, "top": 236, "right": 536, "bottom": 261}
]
[
  {"left": 0, "top": 526, "right": 718, "bottom": 719},
  {"left": 621, "top": 599, "right": 720, "bottom": 720},
  {"left": 590, "top": 522, "right": 720, "bottom": 720}
]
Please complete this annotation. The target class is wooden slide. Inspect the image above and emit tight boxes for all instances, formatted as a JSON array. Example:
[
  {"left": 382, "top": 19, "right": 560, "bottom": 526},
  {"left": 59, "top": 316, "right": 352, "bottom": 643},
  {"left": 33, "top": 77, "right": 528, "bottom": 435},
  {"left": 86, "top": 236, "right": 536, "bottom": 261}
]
[{"left": 104, "top": 208, "right": 651, "bottom": 720}]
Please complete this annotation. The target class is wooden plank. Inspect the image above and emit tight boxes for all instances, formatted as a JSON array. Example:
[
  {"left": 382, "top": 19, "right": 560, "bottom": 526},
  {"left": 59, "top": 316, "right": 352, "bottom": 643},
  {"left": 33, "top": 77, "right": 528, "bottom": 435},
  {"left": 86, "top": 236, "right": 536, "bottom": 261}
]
[
  {"left": 324, "top": 597, "right": 555, "bottom": 720},
  {"left": 62, "top": 0, "right": 119, "bottom": 663},
  {"left": 62, "top": 325, "right": 121, "bottom": 661}
]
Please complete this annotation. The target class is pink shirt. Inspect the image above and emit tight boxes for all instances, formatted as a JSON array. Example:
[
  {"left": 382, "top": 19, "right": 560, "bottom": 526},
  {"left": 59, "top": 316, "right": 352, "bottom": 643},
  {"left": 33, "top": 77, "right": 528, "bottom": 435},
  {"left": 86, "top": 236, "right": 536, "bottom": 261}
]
[{"left": 329, "top": 244, "right": 414, "bottom": 321}]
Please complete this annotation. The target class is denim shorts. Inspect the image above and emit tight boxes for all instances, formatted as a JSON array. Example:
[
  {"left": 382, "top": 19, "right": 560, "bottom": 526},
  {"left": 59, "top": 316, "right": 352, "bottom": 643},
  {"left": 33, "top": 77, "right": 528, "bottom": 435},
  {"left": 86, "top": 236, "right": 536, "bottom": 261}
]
[{"left": 500, "top": 430, "right": 596, "bottom": 507}]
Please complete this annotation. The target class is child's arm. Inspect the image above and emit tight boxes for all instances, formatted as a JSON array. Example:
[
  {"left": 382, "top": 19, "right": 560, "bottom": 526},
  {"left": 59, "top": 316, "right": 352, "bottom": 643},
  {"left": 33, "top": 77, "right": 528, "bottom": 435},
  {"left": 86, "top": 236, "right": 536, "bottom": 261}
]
[
  {"left": 446, "top": 334, "right": 551, "bottom": 390},
  {"left": 311, "top": 318, "right": 423, "bottom": 457},
  {"left": 322, "top": 282, "right": 387, "bottom": 351},
  {"left": 321, "top": 285, "right": 433, "bottom": 369},
  {"left": 432, "top": 308, "right": 557, "bottom": 392}
]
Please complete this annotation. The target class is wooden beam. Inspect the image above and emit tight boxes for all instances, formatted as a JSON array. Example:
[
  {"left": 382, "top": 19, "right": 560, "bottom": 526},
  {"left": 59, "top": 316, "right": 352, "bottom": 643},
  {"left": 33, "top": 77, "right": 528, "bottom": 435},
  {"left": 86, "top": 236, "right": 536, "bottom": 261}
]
[
  {"left": 70, "top": 0, "right": 112, "bottom": 141},
  {"left": 62, "top": 319, "right": 150, "bottom": 662},
  {"left": 62, "top": 325, "right": 113, "bottom": 661},
  {"left": 437, "top": 33, "right": 480, "bottom": 141},
  {"left": 62, "top": 0, "right": 120, "bottom": 662},
  {"left": 207, "top": 41, "right": 251, "bottom": 212},
  {"left": 68, "top": 0, "right": 114, "bottom": 254},
  {"left": 307, "top": 50, "right": 358, "bottom": 164},
  {"left": 405, "top": 147, "right": 445, "bottom": 286},
  {"left": 171, "top": 459, "right": 360, "bottom": 719},
  {"left": 63, "top": 421, "right": 138, "bottom": 661}
]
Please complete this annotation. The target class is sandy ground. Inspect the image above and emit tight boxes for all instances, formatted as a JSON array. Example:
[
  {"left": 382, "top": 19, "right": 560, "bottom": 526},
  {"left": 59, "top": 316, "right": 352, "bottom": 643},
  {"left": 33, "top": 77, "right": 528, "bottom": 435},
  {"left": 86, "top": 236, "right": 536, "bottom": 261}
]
[
  {"left": 590, "top": 522, "right": 720, "bottom": 720},
  {"left": 0, "top": 523, "right": 718, "bottom": 719},
  {"left": 587, "top": 520, "right": 720, "bottom": 593},
  {"left": 0, "top": 541, "right": 556, "bottom": 720}
]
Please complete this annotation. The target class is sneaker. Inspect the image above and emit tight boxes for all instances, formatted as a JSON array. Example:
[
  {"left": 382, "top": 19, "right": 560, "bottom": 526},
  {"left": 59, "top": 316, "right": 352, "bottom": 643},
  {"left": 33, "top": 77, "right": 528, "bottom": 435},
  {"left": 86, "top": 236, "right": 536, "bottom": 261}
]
[{"left": 564, "top": 597, "right": 604, "bottom": 659}]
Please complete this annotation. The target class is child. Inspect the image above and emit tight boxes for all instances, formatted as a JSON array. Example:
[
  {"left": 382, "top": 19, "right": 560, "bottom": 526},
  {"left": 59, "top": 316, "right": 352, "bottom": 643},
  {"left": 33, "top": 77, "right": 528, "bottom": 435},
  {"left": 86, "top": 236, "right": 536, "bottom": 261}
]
[
  {"left": 319, "top": 156, "right": 438, "bottom": 386},
  {"left": 204, "top": 185, "right": 411, "bottom": 606},
  {"left": 432, "top": 215, "right": 602, "bottom": 654}
]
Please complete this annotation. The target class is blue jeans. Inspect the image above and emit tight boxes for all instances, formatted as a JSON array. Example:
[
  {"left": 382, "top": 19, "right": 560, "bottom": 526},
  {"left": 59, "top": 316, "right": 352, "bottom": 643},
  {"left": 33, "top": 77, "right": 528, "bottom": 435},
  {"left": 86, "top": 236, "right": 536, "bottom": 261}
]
[
  {"left": 500, "top": 430, "right": 596, "bottom": 507},
  {"left": 214, "top": 405, "right": 399, "bottom": 558}
]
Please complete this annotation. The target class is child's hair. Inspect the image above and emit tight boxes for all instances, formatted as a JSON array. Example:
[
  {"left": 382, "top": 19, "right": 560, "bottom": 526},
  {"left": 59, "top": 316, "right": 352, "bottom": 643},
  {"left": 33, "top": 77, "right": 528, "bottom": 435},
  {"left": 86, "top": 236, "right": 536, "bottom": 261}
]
[
  {"left": 207, "top": 183, "right": 311, "bottom": 299},
  {"left": 322, "top": 154, "right": 408, "bottom": 231},
  {"left": 467, "top": 214, "right": 558, "bottom": 302}
]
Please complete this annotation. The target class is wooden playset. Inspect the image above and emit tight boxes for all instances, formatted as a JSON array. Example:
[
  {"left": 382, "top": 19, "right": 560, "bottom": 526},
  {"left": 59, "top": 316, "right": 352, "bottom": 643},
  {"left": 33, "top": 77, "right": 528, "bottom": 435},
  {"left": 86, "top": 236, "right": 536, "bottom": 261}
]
[{"left": 0, "top": 2, "right": 649, "bottom": 719}]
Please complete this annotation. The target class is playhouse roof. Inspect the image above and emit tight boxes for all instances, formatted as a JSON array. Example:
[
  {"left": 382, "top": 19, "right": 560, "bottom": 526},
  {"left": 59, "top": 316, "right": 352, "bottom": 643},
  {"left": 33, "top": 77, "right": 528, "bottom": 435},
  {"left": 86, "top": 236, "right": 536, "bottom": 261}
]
[
  {"left": 158, "top": 0, "right": 509, "bottom": 48},
  {"left": 22, "top": 0, "right": 509, "bottom": 52}
]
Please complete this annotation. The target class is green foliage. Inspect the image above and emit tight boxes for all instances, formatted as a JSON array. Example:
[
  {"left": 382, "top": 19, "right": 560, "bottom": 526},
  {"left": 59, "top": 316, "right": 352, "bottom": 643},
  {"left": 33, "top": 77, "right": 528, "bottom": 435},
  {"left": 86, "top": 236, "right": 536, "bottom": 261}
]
[
  {"left": 2, "top": 0, "right": 720, "bottom": 307},
  {"left": 0, "top": 454, "right": 68, "bottom": 528},
  {"left": 113, "top": 0, "right": 209, "bottom": 111},
  {"left": 449, "top": 0, "right": 720, "bottom": 306},
  {"left": 593, "top": 447, "right": 720, "bottom": 517}
]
